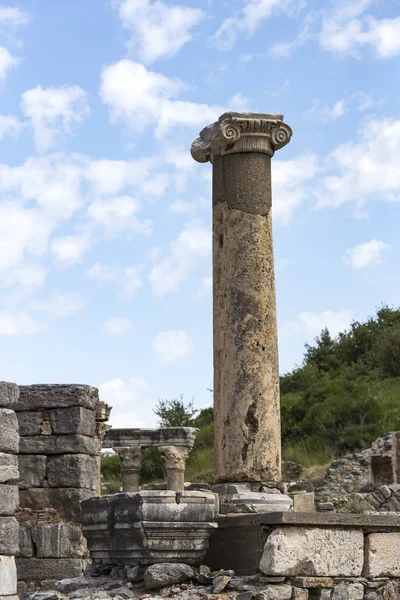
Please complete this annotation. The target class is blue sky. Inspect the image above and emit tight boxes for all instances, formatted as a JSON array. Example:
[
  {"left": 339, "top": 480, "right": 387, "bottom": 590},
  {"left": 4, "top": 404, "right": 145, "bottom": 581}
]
[{"left": 0, "top": 0, "right": 399, "bottom": 427}]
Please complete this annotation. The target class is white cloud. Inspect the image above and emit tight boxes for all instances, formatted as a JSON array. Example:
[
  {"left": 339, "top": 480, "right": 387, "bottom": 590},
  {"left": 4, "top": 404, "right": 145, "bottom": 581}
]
[
  {"left": 31, "top": 292, "right": 85, "bottom": 318},
  {"left": 152, "top": 330, "right": 194, "bottom": 364},
  {"left": 281, "top": 310, "right": 354, "bottom": 341},
  {"left": 3, "top": 264, "right": 47, "bottom": 290},
  {"left": 100, "top": 59, "right": 224, "bottom": 138},
  {"left": 0, "top": 6, "right": 30, "bottom": 28},
  {"left": 149, "top": 220, "right": 211, "bottom": 295},
  {"left": 0, "top": 115, "right": 22, "bottom": 139},
  {"left": 169, "top": 199, "right": 196, "bottom": 215},
  {"left": 115, "top": 0, "right": 204, "bottom": 64},
  {"left": 0, "top": 310, "right": 42, "bottom": 335},
  {"left": 212, "top": 0, "right": 301, "bottom": 51},
  {"left": 51, "top": 233, "right": 92, "bottom": 265},
  {"left": 21, "top": 85, "right": 90, "bottom": 152},
  {"left": 0, "top": 46, "right": 17, "bottom": 80},
  {"left": 86, "top": 263, "right": 143, "bottom": 296},
  {"left": 198, "top": 276, "right": 212, "bottom": 297},
  {"left": 103, "top": 317, "right": 135, "bottom": 335},
  {"left": 272, "top": 154, "right": 321, "bottom": 224},
  {"left": 99, "top": 377, "right": 157, "bottom": 428},
  {"left": 88, "top": 195, "right": 152, "bottom": 235},
  {"left": 344, "top": 239, "right": 389, "bottom": 270},
  {"left": 307, "top": 92, "right": 383, "bottom": 123}
]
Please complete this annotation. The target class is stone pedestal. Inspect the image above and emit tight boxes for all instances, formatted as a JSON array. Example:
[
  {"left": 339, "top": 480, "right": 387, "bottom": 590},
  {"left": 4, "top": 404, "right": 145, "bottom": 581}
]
[{"left": 191, "top": 112, "right": 292, "bottom": 483}]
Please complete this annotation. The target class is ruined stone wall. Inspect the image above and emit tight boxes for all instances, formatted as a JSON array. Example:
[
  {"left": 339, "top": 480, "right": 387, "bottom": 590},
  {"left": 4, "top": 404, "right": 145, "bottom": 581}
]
[
  {"left": 12, "top": 384, "right": 108, "bottom": 592},
  {"left": 0, "top": 382, "right": 20, "bottom": 600}
]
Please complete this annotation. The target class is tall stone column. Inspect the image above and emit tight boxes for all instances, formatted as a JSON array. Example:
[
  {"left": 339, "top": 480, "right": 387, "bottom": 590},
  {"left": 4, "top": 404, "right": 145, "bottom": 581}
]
[
  {"left": 115, "top": 447, "right": 144, "bottom": 492},
  {"left": 191, "top": 112, "right": 292, "bottom": 483}
]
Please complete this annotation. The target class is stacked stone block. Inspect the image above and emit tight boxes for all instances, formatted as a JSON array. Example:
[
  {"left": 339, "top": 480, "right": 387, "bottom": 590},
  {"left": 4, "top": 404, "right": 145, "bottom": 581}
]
[
  {"left": 12, "top": 384, "right": 109, "bottom": 591},
  {"left": 0, "top": 382, "right": 20, "bottom": 600}
]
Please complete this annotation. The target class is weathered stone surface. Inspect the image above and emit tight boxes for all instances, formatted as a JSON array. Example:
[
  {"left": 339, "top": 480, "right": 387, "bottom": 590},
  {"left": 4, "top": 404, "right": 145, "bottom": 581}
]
[
  {"left": 16, "top": 557, "right": 86, "bottom": 581},
  {"left": 17, "top": 455, "right": 47, "bottom": 489},
  {"left": 213, "top": 575, "right": 231, "bottom": 593},
  {"left": 0, "top": 409, "right": 19, "bottom": 454},
  {"left": 19, "top": 488, "right": 95, "bottom": 522},
  {"left": 221, "top": 493, "right": 292, "bottom": 514},
  {"left": 348, "top": 584, "right": 364, "bottom": 600},
  {"left": 14, "top": 384, "right": 99, "bottom": 411},
  {"left": 0, "top": 382, "right": 19, "bottom": 409},
  {"left": 291, "top": 578, "right": 334, "bottom": 589},
  {"left": 260, "top": 527, "right": 363, "bottom": 576},
  {"left": 18, "top": 525, "right": 33, "bottom": 558},
  {"left": 19, "top": 434, "right": 100, "bottom": 455},
  {"left": 36, "top": 524, "right": 88, "bottom": 558},
  {"left": 16, "top": 411, "right": 46, "bottom": 436},
  {"left": 47, "top": 454, "right": 99, "bottom": 489},
  {"left": 0, "top": 555, "right": 17, "bottom": 595},
  {"left": 0, "top": 484, "right": 19, "bottom": 515},
  {"left": 125, "top": 565, "right": 145, "bottom": 583},
  {"left": 0, "top": 453, "right": 19, "bottom": 483},
  {"left": 292, "top": 588, "right": 309, "bottom": 600},
  {"left": 0, "top": 517, "right": 19, "bottom": 555},
  {"left": 290, "top": 492, "right": 315, "bottom": 512},
  {"left": 49, "top": 406, "right": 96, "bottom": 436},
  {"left": 363, "top": 533, "right": 400, "bottom": 577},
  {"left": 255, "top": 585, "right": 293, "bottom": 600},
  {"left": 144, "top": 563, "right": 195, "bottom": 589}
]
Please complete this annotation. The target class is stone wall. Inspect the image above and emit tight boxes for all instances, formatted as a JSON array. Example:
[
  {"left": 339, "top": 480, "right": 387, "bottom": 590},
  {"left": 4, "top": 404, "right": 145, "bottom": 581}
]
[
  {"left": 12, "top": 384, "right": 109, "bottom": 592},
  {"left": 0, "top": 382, "right": 20, "bottom": 600}
]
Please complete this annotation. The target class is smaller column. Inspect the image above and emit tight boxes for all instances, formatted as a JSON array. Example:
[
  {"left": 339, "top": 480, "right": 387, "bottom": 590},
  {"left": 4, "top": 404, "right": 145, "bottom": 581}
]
[
  {"left": 115, "top": 446, "right": 144, "bottom": 492},
  {"left": 159, "top": 446, "right": 191, "bottom": 491}
]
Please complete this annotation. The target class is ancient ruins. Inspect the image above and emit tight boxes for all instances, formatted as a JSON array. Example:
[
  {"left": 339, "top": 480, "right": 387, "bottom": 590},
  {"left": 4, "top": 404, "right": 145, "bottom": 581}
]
[{"left": 0, "top": 112, "right": 400, "bottom": 600}]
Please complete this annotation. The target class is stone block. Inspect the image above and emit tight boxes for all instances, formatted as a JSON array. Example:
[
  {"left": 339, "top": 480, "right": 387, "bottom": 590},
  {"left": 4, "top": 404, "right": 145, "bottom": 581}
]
[
  {"left": 348, "top": 584, "right": 364, "bottom": 600},
  {"left": 47, "top": 454, "right": 99, "bottom": 489},
  {"left": 19, "top": 434, "right": 100, "bottom": 455},
  {"left": 292, "top": 588, "right": 309, "bottom": 600},
  {"left": 290, "top": 492, "right": 315, "bottom": 513},
  {"left": 291, "top": 578, "right": 333, "bottom": 589},
  {"left": 260, "top": 527, "right": 363, "bottom": 577},
  {"left": 17, "top": 411, "right": 47, "bottom": 436},
  {"left": 144, "top": 563, "right": 194, "bottom": 589},
  {"left": 363, "top": 532, "right": 400, "bottom": 577},
  {"left": 255, "top": 585, "right": 293, "bottom": 600},
  {"left": 15, "top": 558, "right": 86, "bottom": 581},
  {"left": 0, "top": 485, "right": 19, "bottom": 516},
  {"left": 221, "top": 493, "right": 293, "bottom": 514},
  {"left": 14, "top": 384, "right": 99, "bottom": 411},
  {"left": 0, "top": 555, "right": 17, "bottom": 595},
  {"left": 17, "top": 455, "right": 47, "bottom": 489},
  {"left": 18, "top": 525, "right": 34, "bottom": 558},
  {"left": 0, "top": 453, "right": 18, "bottom": 484},
  {"left": 36, "top": 524, "right": 88, "bottom": 558},
  {"left": 0, "top": 518, "right": 19, "bottom": 555},
  {"left": 0, "top": 409, "right": 19, "bottom": 454},
  {"left": 0, "top": 383, "right": 19, "bottom": 409},
  {"left": 49, "top": 406, "right": 96, "bottom": 436},
  {"left": 19, "top": 487, "right": 95, "bottom": 522}
]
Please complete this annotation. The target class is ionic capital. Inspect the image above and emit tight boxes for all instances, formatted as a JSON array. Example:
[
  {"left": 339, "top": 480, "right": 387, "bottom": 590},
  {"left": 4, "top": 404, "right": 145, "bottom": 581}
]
[
  {"left": 191, "top": 112, "right": 292, "bottom": 163},
  {"left": 159, "top": 445, "right": 191, "bottom": 470}
]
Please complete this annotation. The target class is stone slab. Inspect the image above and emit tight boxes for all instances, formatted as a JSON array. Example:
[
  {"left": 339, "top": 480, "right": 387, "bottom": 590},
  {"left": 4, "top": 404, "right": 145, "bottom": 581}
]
[
  {"left": 0, "top": 518, "right": 19, "bottom": 555},
  {"left": 363, "top": 532, "right": 400, "bottom": 577},
  {"left": 19, "top": 434, "right": 100, "bottom": 455},
  {"left": 35, "top": 524, "right": 88, "bottom": 558},
  {"left": 49, "top": 406, "right": 96, "bottom": 436},
  {"left": 47, "top": 454, "right": 99, "bottom": 489},
  {"left": 291, "top": 578, "right": 334, "bottom": 589},
  {"left": 221, "top": 493, "right": 292, "bottom": 514},
  {"left": 17, "top": 455, "right": 47, "bottom": 489},
  {"left": 290, "top": 493, "right": 316, "bottom": 513},
  {"left": 0, "top": 485, "right": 19, "bottom": 516},
  {"left": 103, "top": 427, "right": 197, "bottom": 449},
  {"left": 13, "top": 384, "right": 99, "bottom": 411},
  {"left": 19, "top": 488, "right": 95, "bottom": 522},
  {"left": 0, "top": 409, "right": 19, "bottom": 454},
  {"left": 17, "top": 526, "right": 34, "bottom": 558},
  {"left": 0, "top": 555, "right": 17, "bottom": 595},
  {"left": 0, "top": 383, "right": 19, "bottom": 409},
  {"left": 0, "top": 453, "right": 19, "bottom": 484},
  {"left": 16, "top": 411, "right": 46, "bottom": 436},
  {"left": 16, "top": 558, "right": 86, "bottom": 581},
  {"left": 260, "top": 527, "right": 364, "bottom": 577}
]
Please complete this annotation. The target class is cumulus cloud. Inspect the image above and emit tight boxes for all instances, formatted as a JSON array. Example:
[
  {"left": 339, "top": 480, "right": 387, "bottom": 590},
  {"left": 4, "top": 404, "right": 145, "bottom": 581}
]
[
  {"left": 31, "top": 292, "right": 85, "bottom": 318},
  {"left": 21, "top": 85, "right": 90, "bottom": 152},
  {"left": 0, "top": 115, "right": 23, "bottom": 139},
  {"left": 99, "top": 377, "right": 157, "bottom": 428},
  {"left": 100, "top": 59, "right": 224, "bottom": 138},
  {"left": 51, "top": 233, "right": 92, "bottom": 265},
  {"left": 103, "top": 317, "right": 135, "bottom": 335},
  {"left": 149, "top": 220, "right": 211, "bottom": 295},
  {"left": 0, "top": 6, "right": 30, "bottom": 28},
  {"left": 0, "top": 310, "right": 42, "bottom": 335},
  {"left": 87, "top": 195, "right": 152, "bottom": 236},
  {"left": 197, "top": 276, "right": 212, "bottom": 297},
  {"left": 0, "top": 46, "right": 17, "bottom": 80},
  {"left": 115, "top": 0, "right": 204, "bottom": 64},
  {"left": 280, "top": 310, "right": 354, "bottom": 341},
  {"left": 344, "top": 239, "right": 389, "bottom": 269},
  {"left": 152, "top": 330, "right": 194, "bottom": 364},
  {"left": 86, "top": 263, "right": 143, "bottom": 296}
]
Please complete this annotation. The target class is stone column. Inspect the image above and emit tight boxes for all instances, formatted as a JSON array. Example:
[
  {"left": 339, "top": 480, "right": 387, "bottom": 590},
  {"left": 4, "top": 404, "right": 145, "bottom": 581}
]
[
  {"left": 191, "top": 112, "right": 292, "bottom": 483},
  {"left": 159, "top": 446, "right": 191, "bottom": 491},
  {"left": 115, "top": 447, "right": 144, "bottom": 492}
]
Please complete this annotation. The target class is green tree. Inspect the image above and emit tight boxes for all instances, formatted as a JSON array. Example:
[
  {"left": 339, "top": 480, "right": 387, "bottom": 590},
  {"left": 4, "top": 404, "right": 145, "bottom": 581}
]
[{"left": 153, "top": 395, "right": 198, "bottom": 427}]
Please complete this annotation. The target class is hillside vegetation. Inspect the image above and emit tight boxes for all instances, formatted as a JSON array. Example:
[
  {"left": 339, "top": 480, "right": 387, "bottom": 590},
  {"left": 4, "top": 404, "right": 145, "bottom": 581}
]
[{"left": 101, "top": 306, "right": 400, "bottom": 488}]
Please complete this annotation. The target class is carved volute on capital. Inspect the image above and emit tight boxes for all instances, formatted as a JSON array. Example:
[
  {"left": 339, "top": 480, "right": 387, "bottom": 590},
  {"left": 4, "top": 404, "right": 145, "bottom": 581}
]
[
  {"left": 191, "top": 112, "right": 292, "bottom": 163},
  {"left": 159, "top": 445, "right": 191, "bottom": 470},
  {"left": 115, "top": 446, "right": 144, "bottom": 470}
]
